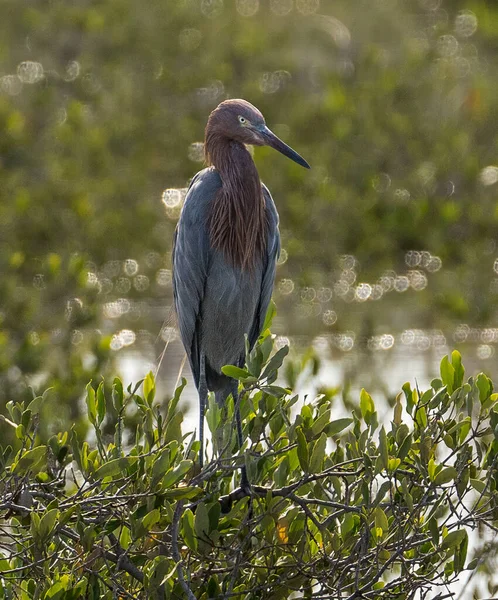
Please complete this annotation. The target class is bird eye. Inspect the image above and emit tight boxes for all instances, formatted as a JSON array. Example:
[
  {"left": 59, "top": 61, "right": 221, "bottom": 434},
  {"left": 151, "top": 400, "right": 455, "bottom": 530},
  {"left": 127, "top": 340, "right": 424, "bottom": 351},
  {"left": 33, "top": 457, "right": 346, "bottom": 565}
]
[{"left": 238, "top": 116, "right": 246, "bottom": 124}]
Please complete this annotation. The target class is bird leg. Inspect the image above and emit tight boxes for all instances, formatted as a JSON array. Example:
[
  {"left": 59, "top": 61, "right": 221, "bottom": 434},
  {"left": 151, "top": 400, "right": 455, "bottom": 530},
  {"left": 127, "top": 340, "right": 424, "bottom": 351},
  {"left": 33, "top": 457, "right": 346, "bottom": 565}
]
[
  {"left": 198, "top": 352, "right": 208, "bottom": 469},
  {"left": 213, "top": 392, "right": 228, "bottom": 460},
  {"left": 231, "top": 380, "right": 249, "bottom": 490}
]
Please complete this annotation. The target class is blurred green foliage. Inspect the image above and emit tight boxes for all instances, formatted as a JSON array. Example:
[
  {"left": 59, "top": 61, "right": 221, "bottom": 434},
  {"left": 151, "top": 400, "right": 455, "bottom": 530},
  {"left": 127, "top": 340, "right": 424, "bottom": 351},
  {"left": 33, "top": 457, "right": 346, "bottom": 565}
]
[
  {"left": 0, "top": 341, "right": 497, "bottom": 598},
  {"left": 1, "top": 0, "right": 498, "bottom": 437}
]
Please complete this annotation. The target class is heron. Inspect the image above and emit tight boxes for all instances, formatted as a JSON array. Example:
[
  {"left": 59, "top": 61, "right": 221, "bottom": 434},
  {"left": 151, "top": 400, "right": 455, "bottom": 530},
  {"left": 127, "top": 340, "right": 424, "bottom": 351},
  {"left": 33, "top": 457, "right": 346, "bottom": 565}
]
[{"left": 172, "top": 99, "right": 310, "bottom": 482}]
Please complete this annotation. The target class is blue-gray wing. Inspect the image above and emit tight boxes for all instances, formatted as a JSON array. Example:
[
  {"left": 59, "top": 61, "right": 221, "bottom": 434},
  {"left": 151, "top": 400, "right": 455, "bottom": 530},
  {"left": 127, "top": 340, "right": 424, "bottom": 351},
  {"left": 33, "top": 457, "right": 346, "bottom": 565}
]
[
  {"left": 172, "top": 168, "right": 221, "bottom": 387},
  {"left": 249, "top": 185, "right": 280, "bottom": 348}
]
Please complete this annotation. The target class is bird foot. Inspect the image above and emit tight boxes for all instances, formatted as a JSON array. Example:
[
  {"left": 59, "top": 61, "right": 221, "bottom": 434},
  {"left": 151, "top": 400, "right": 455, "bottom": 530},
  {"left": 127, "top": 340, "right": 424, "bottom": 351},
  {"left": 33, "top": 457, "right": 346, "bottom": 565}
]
[
  {"left": 240, "top": 466, "right": 250, "bottom": 493},
  {"left": 218, "top": 466, "right": 252, "bottom": 513}
]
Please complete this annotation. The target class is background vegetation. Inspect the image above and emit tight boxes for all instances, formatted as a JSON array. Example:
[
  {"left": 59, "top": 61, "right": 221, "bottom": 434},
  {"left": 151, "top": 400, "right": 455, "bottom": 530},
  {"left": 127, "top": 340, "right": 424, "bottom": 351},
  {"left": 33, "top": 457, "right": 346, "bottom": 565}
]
[{"left": 1, "top": 0, "right": 498, "bottom": 433}]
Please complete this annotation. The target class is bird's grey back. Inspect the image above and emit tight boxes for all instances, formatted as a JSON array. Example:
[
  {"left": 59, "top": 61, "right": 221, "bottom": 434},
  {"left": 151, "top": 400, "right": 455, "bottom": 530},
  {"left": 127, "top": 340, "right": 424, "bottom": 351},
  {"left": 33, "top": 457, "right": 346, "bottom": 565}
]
[{"left": 172, "top": 167, "right": 280, "bottom": 397}]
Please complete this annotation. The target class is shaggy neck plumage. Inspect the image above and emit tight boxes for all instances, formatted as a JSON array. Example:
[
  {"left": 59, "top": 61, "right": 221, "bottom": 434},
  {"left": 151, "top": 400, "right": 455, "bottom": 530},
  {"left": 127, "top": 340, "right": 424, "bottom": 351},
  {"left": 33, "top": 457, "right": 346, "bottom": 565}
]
[{"left": 205, "top": 131, "right": 267, "bottom": 270}]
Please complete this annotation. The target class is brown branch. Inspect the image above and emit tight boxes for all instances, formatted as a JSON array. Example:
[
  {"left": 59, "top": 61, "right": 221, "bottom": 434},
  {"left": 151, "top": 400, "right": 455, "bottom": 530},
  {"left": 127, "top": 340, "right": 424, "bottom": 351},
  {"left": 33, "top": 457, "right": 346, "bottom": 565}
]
[
  {"left": 218, "top": 471, "right": 364, "bottom": 514},
  {"left": 171, "top": 500, "right": 196, "bottom": 600},
  {"left": 107, "top": 533, "right": 144, "bottom": 585}
]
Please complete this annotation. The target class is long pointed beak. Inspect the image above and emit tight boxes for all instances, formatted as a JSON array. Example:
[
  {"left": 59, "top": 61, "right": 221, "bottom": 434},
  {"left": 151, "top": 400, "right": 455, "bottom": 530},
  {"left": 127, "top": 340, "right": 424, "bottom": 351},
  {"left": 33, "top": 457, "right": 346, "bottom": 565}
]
[{"left": 259, "top": 125, "right": 310, "bottom": 169}]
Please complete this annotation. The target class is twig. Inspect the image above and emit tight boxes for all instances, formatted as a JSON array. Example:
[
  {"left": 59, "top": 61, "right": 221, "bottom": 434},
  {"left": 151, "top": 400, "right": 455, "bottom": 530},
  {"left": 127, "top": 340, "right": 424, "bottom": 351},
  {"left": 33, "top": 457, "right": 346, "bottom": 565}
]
[
  {"left": 171, "top": 500, "right": 196, "bottom": 600},
  {"left": 218, "top": 474, "right": 364, "bottom": 513}
]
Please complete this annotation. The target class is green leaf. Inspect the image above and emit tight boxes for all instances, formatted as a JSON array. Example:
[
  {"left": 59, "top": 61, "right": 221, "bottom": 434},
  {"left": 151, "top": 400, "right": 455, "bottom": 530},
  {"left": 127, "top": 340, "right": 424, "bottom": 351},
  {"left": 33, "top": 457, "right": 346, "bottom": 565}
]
[
  {"left": 428, "top": 385, "right": 448, "bottom": 409},
  {"left": 70, "top": 428, "right": 83, "bottom": 472},
  {"left": 269, "top": 412, "right": 284, "bottom": 436},
  {"left": 274, "top": 455, "right": 290, "bottom": 488},
  {"left": 44, "top": 580, "right": 69, "bottom": 599},
  {"left": 360, "top": 389, "right": 375, "bottom": 423},
  {"left": 168, "top": 378, "right": 187, "bottom": 419},
  {"left": 151, "top": 448, "right": 171, "bottom": 487},
  {"left": 451, "top": 351, "right": 465, "bottom": 389},
  {"left": 262, "top": 300, "right": 276, "bottom": 332},
  {"left": 221, "top": 365, "right": 253, "bottom": 380},
  {"left": 455, "top": 529, "right": 468, "bottom": 573},
  {"left": 94, "top": 456, "right": 137, "bottom": 479},
  {"left": 194, "top": 502, "right": 210, "bottom": 552},
  {"left": 143, "top": 371, "right": 156, "bottom": 405},
  {"left": 30, "top": 511, "right": 41, "bottom": 543},
  {"left": 441, "top": 529, "right": 466, "bottom": 550},
  {"left": 259, "top": 334, "right": 274, "bottom": 365},
  {"left": 401, "top": 477, "right": 413, "bottom": 511},
  {"left": 146, "top": 556, "right": 172, "bottom": 594},
  {"left": 470, "top": 478, "right": 486, "bottom": 494},
  {"left": 59, "top": 505, "right": 78, "bottom": 527},
  {"left": 393, "top": 394, "right": 402, "bottom": 425},
  {"left": 207, "top": 575, "right": 221, "bottom": 598},
  {"left": 162, "top": 460, "right": 192, "bottom": 489},
  {"left": 182, "top": 508, "right": 197, "bottom": 551},
  {"left": 342, "top": 512, "right": 357, "bottom": 537},
  {"left": 260, "top": 513, "right": 274, "bottom": 543},
  {"left": 309, "top": 432, "right": 327, "bottom": 473},
  {"left": 96, "top": 381, "right": 106, "bottom": 426},
  {"left": 311, "top": 410, "right": 330, "bottom": 437},
  {"left": 428, "top": 517, "right": 439, "bottom": 545},
  {"left": 397, "top": 433, "right": 412, "bottom": 461},
  {"left": 206, "top": 393, "right": 222, "bottom": 435},
  {"left": 458, "top": 419, "right": 471, "bottom": 444},
  {"left": 261, "top": 346, "right": 289, "bottom": 381},
  {"left": 112, "top": 377, "right": 124, "bottom": 411},
  {"left": 12, "top": 446, "right": 47, "bottom": 474},
  {"left": 27, "top": 392, "right": 47, "bottom": 415},
  {"left": 440, "top": 355, "right": 455, "bottom": 394},
  {"left": 247, "top": 341, "right": 264, "bottom": 377},
  {"left": 428, "top": 457, "right": 436, "bottom": 481},
  {"left": 327, "top": 418, "right": 353, "bottom": 437},
  {"left": 86, "top": 382, "right": 96, "bottom": 425},
  {"left": 159, "top": 561, "right": 181, "bottom": 586},
  {"left": 208, "top": 502, "right": 221, "bottom": 532},
  {"left": 296, "top": 426, "right": 309, "bottom": 472},
  {"left": 373, "top": 481, "right": 391, "bottom": 507},
  {"left": 395, "top": 423, "right": 410, "bottom": 446},
  {"left": 39, "top": 509, "right": 59, "bottom": 541},
  {"left": 374, "top": 507, "right": 388, "bottom": 533},
  {"left": 476, "top": 373, "right": 491, "bottom": 403},
  {"left": 142, "top": 508, "right": 160, "bottom": 532},
  {"left": 443, "top": 434, "right": 455, "bottom": 449},
  {"left": 165, "top": 412, "right": 183, "bottom": 444},
  {"left": 415, "top": 405, "right": 427, "bottom": 428},
  {"left": 300, "top": 404, "right": 313, "bottom": 427},
  {"left": 402, "top": 382, "right": 415, "bottom": 416},
  {"left": 434, "top": 466, "right": 457, "bottom": 485},
  {"left": 16, "top": 423, "right": 24, "bottom": 440},
  {"left": 447, "top": 417, "right": 471, "bottom": 437},
  {"left": 261, "top": 385, "right": 289, "bottom": 398},
  {"left": 162, "top": 486, "right": 203, "bottom": 500}
]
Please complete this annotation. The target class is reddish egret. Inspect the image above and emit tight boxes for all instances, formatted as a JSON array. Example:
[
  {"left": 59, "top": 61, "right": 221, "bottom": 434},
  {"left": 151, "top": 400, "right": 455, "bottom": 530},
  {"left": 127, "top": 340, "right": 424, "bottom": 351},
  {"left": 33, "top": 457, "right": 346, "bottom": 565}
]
[{"left": 172, "top": 99, "right": 309, "bottom": 481}]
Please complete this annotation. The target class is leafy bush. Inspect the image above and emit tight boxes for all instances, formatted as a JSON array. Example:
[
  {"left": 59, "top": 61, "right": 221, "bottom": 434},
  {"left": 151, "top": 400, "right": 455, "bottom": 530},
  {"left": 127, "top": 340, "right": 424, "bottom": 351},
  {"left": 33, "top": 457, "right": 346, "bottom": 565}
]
[{"left": 0, "top": 334, "right": 497, "bottom": 599}]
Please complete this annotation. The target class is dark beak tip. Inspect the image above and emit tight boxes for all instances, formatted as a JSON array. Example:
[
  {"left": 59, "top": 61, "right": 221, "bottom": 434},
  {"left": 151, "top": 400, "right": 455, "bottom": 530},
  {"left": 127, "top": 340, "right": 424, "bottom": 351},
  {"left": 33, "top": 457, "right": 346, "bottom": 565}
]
[
  {"left": 262, "top": 126, "right": 311, "bottom": 171},
  {"left": 289, "top": 155, "right": 311, "bottom": 170},
  {"left": 294, "top": 155, "right": 311, "bottom": 170}
]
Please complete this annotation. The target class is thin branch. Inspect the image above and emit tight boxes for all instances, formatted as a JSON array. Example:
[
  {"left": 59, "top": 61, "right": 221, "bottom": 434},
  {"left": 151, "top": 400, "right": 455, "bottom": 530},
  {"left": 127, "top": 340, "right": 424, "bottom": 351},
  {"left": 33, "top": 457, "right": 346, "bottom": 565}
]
[{"left": 171, "top": 500, "right": 196, "bottom": 600}]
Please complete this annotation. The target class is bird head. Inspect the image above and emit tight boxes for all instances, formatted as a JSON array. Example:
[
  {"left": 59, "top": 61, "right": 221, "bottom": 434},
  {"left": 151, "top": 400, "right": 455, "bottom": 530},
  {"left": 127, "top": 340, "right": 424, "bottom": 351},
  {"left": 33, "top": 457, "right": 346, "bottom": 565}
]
[{"left": 205, "top": 99, "right": 310, "bottom": 169}]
